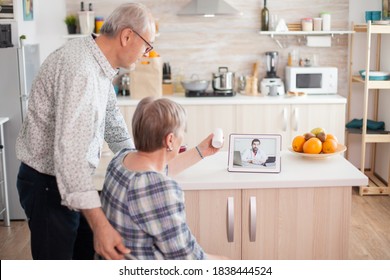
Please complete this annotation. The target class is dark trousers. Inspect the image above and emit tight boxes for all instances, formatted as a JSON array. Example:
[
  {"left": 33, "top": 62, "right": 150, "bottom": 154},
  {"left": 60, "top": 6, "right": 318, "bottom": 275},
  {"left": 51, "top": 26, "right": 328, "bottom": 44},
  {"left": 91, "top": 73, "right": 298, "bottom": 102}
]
[{"left": 16, "top": 163, "right": 94, "bottom": 260}]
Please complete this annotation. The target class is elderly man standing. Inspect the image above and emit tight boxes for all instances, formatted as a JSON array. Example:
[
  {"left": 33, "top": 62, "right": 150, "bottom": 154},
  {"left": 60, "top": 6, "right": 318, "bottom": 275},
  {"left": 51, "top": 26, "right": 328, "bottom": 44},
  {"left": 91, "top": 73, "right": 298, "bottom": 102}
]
[{"left": 15, "top": 3, "right": 216, "bottom": 260}]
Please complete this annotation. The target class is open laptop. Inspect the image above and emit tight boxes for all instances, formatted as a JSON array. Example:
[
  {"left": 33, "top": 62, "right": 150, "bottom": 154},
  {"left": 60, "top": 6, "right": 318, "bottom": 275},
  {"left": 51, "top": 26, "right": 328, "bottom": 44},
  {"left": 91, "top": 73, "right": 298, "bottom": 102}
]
[
  {"left": 233, "top": 151, "right": 243, "bottom": 166},
  {"left": 264, "top": 156, "right": 276, "bottom": 167},
  {"left": 265, "top": 156, "right": 276, "bottom": 164}
]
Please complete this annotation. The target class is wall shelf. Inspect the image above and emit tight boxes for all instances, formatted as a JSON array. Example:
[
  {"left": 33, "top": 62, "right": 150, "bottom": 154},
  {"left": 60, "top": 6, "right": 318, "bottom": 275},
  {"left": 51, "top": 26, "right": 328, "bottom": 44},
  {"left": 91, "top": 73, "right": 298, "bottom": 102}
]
[
  {"left": 259, "top": 30, "right": 353, "bottom": 48},
  {"left": 259, "top": 30, "right": 354, "bottom": 38},
  {"left": 63, "top": 34, "right": 91, "bottom": 39},
  {"left": 63, "top": 33, "right": 161, "bottom": 40}
]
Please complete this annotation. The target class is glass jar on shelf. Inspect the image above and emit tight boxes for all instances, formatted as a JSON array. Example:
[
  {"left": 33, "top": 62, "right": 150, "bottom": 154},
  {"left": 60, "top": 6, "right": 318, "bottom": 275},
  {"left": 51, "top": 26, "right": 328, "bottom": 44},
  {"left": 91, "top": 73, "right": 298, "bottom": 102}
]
[{"left": 301, "top": 18, "right": 313, "bottom": 32}]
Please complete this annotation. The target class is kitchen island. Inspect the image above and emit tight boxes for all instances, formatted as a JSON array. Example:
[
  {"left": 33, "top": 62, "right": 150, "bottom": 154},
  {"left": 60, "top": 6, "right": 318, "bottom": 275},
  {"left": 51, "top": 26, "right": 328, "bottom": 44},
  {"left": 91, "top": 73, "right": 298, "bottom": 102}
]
[{"left": 173, "top": 151, "right": 367, "bottom": 260}]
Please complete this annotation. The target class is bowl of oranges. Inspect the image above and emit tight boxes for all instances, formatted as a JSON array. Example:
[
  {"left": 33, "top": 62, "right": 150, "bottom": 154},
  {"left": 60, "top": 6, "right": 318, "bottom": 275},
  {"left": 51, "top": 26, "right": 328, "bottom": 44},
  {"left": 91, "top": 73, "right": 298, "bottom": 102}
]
[{"left": 289, "top": 128, "right": 347, "bottom": 159}]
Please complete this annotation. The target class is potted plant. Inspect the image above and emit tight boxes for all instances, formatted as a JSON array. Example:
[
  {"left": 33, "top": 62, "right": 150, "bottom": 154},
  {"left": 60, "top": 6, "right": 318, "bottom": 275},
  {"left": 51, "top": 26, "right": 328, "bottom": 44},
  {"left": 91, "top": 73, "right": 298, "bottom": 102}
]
[
  {"left": 64, "top": 15, "right": 77, "bottom": 34},
  {"left": 19, "top": 35, "right": 27, "bottom": 46}
]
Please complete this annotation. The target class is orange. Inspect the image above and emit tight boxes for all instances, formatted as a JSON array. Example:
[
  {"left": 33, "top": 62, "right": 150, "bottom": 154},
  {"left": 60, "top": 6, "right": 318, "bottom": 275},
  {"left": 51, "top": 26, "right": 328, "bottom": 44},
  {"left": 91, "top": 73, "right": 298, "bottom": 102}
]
[
  {"left": 326, "top": 133, "right": 338, "bottom": 143},
  {"left": 303, "top": 137, "right": 322, "bottom": 154},
  {"left": 322, "top": 139, "right": 338, "bottom": 154},
  {"left": 292, "top": 135, "right": 306, "bottom": 152},
  {"left": 148, "top": 50, "right": 159, "bottom": 58}
]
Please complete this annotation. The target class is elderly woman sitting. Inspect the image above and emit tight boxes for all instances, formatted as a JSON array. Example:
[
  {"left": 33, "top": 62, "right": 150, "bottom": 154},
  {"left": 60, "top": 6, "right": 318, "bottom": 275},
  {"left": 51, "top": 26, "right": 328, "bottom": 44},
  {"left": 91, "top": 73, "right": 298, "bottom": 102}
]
[{"left": 100, "top": 97, "right": 226, "bottom": 260}]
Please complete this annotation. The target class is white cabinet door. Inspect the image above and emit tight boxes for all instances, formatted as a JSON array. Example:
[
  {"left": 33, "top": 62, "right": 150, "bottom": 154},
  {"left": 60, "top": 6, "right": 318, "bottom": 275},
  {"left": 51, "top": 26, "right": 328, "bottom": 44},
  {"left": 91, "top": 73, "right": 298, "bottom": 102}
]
[
  {"left": 290, "top": 104, "right": 345, "bottom": 145},
  {"left": 235, "top": 104, "right": 291, "bottom": 149},
  {"left": 120, "top": 105, "right": 136, "bottom": 139},
  {"left": 113, "top": 102, "right": 345, "bottom": 151},
  {"left": 183, "top": 105, "right": 236, "bottom": 151},
  {"left": 185, "top": 186, "right": 351, "bottom": 260},
  {"left": 236, "top": 104, "right": 345, "bottom": 150},
  {"left": 184, "top": 190, "right": 242, "bottom": 260},
  {"left": 242, "top": 187, "right": 351, "bottom": 260}
]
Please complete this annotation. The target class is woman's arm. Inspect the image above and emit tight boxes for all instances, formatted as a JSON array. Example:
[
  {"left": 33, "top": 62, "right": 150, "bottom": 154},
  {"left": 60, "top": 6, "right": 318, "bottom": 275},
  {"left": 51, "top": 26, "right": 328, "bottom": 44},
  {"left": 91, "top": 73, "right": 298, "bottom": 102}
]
[{"left": 168, "top": 133, "right": 221, "bottom": 176}]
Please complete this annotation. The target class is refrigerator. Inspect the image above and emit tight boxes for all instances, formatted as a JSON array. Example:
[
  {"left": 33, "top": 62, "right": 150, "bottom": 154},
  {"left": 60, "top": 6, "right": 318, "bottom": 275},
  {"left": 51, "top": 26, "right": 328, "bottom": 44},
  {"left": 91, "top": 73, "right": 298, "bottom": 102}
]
[{"left": 0, "top": 44, "right": 40, "bottom": 220}]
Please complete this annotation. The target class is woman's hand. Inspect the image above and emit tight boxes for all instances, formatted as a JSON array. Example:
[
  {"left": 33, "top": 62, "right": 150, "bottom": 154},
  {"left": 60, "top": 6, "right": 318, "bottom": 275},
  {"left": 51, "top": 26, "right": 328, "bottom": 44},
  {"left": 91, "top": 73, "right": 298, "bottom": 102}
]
[
  {"left": 197, "top": 133, "right": 223, "bottom": 158},
  {"left": 167, "top": 132, "right": 223, "bottom": 176}
]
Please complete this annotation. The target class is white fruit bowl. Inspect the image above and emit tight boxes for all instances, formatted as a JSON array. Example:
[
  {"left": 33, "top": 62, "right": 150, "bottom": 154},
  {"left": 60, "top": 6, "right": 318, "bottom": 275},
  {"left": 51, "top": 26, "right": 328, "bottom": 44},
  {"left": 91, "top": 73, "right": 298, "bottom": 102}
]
[{"left": 288, "top": 144, "right": 347, "bottom": 159}]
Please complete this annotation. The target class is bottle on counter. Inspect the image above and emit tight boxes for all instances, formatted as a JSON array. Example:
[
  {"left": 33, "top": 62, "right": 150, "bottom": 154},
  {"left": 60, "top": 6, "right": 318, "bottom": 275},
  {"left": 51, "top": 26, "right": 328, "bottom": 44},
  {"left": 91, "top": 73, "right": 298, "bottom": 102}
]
[
  {"left": 78, "top": 1, "right": 95, "bottom": 35},
  {"left": 261, "top": 0, "right": 269, "bottom": 31},
  {"left": 174, "top": 67, "right": 185, "bottom": 95},
  {"left": 88, "top": 3, "right": 93, "bottom": 11},
  {"left": 95, "top": 16, "right": 104, "bottom": 33},
  {"left": 121, "top": 74, "right": 130, "bottom": 96},
  {"left": 287, "top": 53, "right": 293, "bottom": 66}
]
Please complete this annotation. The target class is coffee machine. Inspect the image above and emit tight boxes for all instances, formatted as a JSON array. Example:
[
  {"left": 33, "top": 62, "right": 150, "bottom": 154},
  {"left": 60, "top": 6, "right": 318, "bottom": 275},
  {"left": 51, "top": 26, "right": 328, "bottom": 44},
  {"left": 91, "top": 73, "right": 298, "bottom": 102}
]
[{"left": 260, "top": 51, "right": 285, "bottom": 96}]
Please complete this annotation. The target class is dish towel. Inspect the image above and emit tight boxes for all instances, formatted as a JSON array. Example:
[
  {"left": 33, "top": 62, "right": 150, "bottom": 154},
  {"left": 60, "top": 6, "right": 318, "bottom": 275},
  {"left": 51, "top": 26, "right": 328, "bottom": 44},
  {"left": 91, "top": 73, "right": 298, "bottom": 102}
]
[{"left": 346, "top": 119, "right": 385, "bottom": 130}]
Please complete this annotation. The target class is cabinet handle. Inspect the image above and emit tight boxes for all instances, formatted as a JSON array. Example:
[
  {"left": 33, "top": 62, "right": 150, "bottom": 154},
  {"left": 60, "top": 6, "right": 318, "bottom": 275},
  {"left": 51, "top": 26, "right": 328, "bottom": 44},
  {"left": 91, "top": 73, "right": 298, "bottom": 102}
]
[
  {"left": 227, "top": 197, "right": 234, "bottom": 242},
  {"left": 282, "top": 107, "right": 287, "bottom": 131},
  {"left": 249, "top": 196, "right": 257, "bottom": 242},
  {"left": 293, "top": 107, "right": 299, "bottom": 131}
]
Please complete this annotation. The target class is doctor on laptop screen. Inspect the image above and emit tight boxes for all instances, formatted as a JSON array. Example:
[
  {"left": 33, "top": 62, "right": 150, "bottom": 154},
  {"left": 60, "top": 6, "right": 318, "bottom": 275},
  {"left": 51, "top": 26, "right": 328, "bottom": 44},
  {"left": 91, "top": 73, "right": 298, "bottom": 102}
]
[
  {"left": 228, "top": 134, "right": 281, "bottom": 173},
  {"left": 241, "top": 138, "right": 268, "bottom": 165}
]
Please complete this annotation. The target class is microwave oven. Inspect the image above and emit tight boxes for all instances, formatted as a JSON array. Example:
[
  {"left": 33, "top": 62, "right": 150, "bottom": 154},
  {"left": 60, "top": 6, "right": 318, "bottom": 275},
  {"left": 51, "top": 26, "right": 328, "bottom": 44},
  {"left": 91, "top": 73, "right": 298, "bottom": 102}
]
[{"left": 285, "top": 66, "right": 338, "bottom": 94}]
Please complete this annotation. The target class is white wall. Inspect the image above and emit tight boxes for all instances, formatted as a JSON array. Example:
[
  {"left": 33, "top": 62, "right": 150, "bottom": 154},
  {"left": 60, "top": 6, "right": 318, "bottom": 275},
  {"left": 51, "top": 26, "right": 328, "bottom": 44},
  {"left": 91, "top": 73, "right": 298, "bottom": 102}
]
[
  {"left": 65, "top": 0, "right": 351, "bottom": 97},
  {"left": 35, "top": 0, "right": 67, "bottom": 62},
  {"left": 12, "top": 0, "right": 38, "bottom": 44},
  {"left": 349, "top": 0, "right": 389, "bottom": 183},
  {"left": 11, "top": 0, "right": 67, "bottom": 63}
]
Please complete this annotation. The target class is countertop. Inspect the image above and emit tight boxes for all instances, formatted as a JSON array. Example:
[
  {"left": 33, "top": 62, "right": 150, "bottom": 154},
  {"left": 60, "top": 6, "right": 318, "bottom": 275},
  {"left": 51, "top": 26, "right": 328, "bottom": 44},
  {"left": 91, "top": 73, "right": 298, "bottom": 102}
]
[
  {"left": 0, "top": 117, "right": 9, "bottom": 125},
  {"left": 173, "top": 151, "right": 367, "bottom": 190},
  {"left": 116, "top": 94, "right": 347, "bottom": 106}
]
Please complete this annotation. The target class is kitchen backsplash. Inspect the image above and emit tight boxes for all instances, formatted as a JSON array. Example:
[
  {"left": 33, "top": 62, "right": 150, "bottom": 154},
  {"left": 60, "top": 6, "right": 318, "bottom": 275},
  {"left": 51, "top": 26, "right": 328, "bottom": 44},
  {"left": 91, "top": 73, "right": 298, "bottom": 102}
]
[{"left": 66, "top": 0, "right": 349, "bottom": 96}]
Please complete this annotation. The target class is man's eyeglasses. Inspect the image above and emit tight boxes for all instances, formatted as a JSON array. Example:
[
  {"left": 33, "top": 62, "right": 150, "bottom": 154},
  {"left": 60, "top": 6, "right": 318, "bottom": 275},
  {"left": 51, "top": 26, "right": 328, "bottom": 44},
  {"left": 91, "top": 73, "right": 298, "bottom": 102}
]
[{"left": 131, "top": 29, "right": 153, "bottom": 54}]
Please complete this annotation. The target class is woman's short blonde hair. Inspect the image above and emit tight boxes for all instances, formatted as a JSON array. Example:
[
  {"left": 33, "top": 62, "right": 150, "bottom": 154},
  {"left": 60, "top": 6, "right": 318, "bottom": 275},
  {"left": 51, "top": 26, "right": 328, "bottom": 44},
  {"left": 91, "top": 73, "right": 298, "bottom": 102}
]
[{"left": 132, "top": 97, "right": 187, "bottom": 152}]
